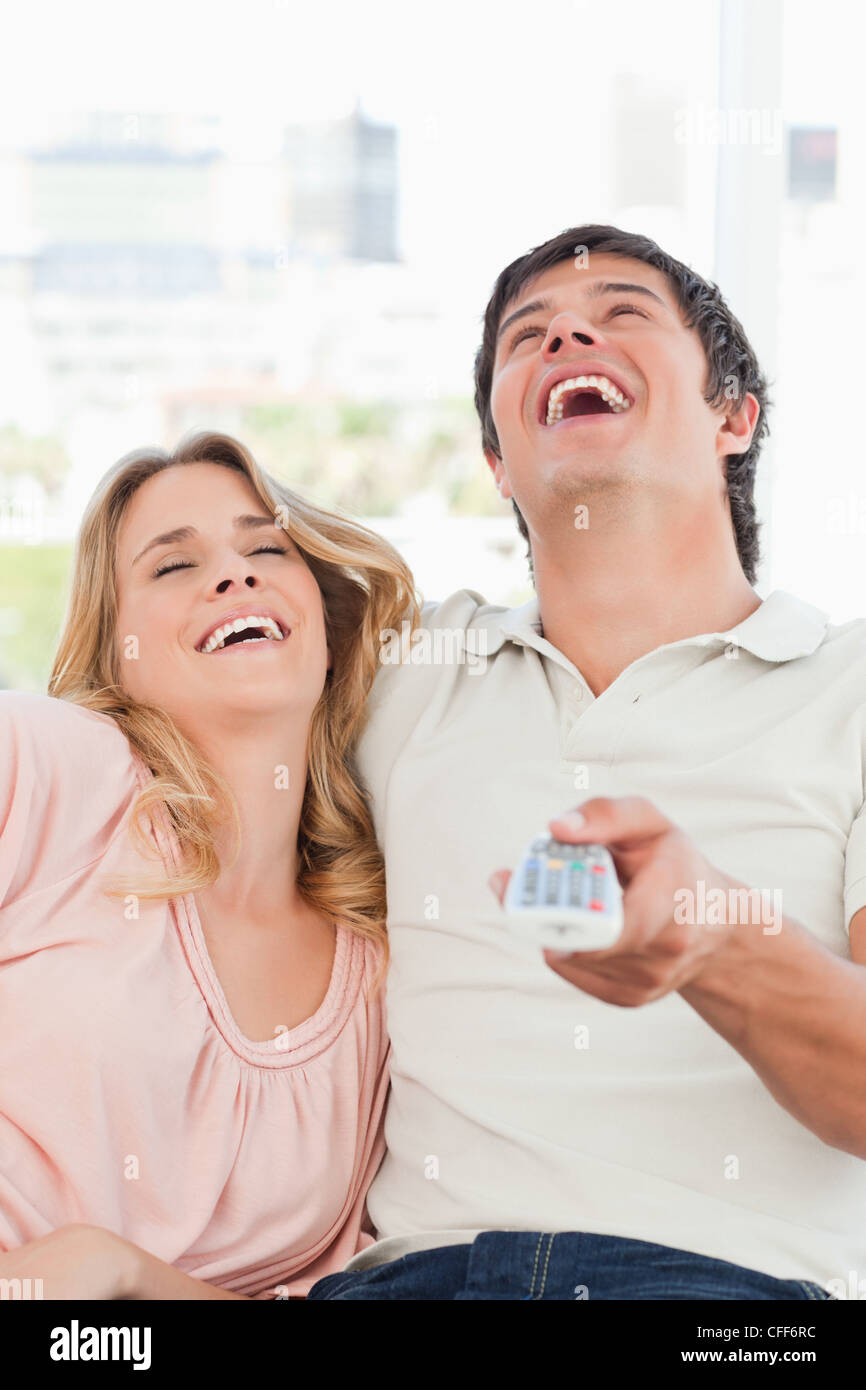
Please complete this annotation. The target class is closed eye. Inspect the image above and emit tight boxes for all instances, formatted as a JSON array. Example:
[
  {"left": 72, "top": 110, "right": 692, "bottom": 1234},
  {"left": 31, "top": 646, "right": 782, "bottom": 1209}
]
[
  {"left": 508, "top": 301, "right": 649, "bottom": 352},
  {"left": 608, "top": 302, "right": 648, "bottom": 319},
  {"left": 508, "top": 324, "right": 543, "bottom": 350},
  {"left": 153, "top": 545, "right": 288, "bottom": 578}
]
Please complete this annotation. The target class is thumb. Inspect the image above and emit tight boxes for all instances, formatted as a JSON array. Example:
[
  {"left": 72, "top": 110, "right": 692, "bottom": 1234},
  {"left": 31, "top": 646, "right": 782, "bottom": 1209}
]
[{"left": 548, "top": 796, "right": 676, "bottom": 881}]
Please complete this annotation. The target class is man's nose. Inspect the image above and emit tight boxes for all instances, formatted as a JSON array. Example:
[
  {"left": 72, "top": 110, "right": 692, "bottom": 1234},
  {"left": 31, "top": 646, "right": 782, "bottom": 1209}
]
[{"left": 542, "top": 314, "right": 594, "bottom": 355}]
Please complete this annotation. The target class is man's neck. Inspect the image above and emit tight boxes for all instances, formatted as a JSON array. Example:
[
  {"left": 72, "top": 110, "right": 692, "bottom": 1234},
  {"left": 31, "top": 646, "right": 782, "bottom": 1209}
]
[{"left": 533, "top": 526, "right": 761, "bottom": 698}]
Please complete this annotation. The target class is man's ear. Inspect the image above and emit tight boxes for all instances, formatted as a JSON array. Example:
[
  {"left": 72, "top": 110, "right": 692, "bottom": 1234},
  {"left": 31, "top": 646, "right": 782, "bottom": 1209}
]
[
  {"left": 716, "top": 391, "right": 760, "bottom": 461},
  {"left": 485, "top": 448, "right": 513, "bottom": 501}
]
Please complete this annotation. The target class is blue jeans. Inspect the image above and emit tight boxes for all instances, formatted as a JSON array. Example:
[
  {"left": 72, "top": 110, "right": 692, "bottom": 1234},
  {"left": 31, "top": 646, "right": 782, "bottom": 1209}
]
[{"left": 307, "top": 1231, "right": 835, "bottom": 1300}]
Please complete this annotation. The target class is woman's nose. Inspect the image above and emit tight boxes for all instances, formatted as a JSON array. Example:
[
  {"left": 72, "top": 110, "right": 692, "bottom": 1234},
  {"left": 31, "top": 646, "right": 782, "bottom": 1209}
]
[
  {"left": 214, "top": 562, "right": 260, "bottom": 595},
  {"left": 215, "top": 573, "right": 257, "bottom": 593}
]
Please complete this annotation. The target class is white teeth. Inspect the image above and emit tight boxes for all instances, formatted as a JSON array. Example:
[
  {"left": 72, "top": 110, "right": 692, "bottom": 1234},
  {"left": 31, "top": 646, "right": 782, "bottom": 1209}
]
[
  {"left": 199, "top": 614, "right": 286, "bottom": 654},
  {"left": 545, "top": 374, "right": 632, "bottom": 425}
]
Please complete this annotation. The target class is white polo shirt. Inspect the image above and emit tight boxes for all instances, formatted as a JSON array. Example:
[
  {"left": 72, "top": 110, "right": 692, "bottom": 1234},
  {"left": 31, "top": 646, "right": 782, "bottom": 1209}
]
[{"left": 345, "top": 587, "right": 866, "bottom": 1285}]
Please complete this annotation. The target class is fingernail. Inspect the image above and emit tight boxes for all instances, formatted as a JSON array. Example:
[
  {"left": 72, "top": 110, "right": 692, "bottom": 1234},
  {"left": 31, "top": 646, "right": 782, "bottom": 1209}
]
[{"left": 557, "top": 811, "right": 586, "bottom": 830}]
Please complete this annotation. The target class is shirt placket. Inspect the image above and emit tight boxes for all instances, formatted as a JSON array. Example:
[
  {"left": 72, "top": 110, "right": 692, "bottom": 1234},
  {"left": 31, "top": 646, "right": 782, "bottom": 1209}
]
[{"left": 548, "top": 646, "right": 714, "bottom": 775}]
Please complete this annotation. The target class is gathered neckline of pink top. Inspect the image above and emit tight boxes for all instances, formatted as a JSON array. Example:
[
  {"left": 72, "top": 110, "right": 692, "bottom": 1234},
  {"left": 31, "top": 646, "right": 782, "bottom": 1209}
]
[{"left": 128, "top": 749, "right": 362, "bottom": 1070}]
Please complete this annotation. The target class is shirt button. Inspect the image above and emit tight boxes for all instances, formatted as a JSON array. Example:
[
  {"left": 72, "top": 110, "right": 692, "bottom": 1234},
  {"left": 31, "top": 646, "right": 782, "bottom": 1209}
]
[{"left": 571, "top": 687, "right": 584, "bottom": 703}]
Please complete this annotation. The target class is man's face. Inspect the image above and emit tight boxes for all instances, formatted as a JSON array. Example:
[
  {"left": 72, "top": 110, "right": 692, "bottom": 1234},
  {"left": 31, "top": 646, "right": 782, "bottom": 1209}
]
[{"left": 485, "top": 252, "right": 757, "bottom": 533}]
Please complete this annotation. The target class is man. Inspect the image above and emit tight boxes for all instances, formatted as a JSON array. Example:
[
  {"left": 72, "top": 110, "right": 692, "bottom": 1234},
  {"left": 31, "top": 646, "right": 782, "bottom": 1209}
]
[{"left": 307, "top": 224, "right": 866, "bottom": 1301}]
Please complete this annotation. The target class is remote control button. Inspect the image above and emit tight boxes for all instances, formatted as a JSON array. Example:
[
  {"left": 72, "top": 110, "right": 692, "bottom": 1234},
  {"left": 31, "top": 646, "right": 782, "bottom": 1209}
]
[
  {"left": 545, "top": 871, "right": 562, "bottom": 905},
  {"left": 522, "top": 863, "right": 540, "bottom": 905},
  {"left": 573, "top": 871, "right": 592, "bottom": 908}
]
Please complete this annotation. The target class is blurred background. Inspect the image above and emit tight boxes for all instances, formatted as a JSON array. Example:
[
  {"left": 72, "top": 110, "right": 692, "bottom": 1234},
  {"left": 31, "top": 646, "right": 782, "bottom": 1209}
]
[{"left": 0, "top": 0, "right": 862, "bottom": 690}]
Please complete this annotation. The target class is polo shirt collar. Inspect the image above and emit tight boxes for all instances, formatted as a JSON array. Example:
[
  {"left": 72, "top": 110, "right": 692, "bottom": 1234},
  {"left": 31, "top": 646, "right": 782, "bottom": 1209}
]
[{"left": 486, "top": 589, "right": 829, "bottom": 664}]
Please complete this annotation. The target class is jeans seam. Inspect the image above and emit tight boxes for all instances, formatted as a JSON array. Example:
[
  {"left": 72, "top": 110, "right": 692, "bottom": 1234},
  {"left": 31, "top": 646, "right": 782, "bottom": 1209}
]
[
  {"left": 799, "top": 1280, "right": 830, "bottom": 1300},
  {"left": 527, "top": 1234, "right": 546, "bottom": 1299},
  {"left": 534, "top": 1234, "right": 556, "bottom": 1300}
]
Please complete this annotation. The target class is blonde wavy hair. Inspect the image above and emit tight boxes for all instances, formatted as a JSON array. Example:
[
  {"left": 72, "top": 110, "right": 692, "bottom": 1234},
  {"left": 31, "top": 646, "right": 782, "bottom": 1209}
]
[{"left": 48, "top": 430, "right": 420, "bottom": 989}]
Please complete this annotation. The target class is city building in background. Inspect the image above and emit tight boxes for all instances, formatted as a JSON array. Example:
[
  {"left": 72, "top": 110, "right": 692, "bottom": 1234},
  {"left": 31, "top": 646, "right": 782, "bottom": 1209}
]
[{"left": 282, "top": 100, "right": 398, "bottom": 262}]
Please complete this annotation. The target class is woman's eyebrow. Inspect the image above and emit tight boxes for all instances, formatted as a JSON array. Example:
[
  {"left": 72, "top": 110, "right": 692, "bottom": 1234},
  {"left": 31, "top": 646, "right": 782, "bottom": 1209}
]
[{"left": 131, "top": 514, "right": 276, "bottom": 568}]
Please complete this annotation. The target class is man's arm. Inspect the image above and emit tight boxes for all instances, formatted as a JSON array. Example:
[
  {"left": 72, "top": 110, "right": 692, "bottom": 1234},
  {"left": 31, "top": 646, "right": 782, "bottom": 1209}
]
[
  {"left": 490, "top": 798, "right": 866, "bottom": 1162},
  {"left": 678, "top": 905, "right": 866, "bottom": 1160}
]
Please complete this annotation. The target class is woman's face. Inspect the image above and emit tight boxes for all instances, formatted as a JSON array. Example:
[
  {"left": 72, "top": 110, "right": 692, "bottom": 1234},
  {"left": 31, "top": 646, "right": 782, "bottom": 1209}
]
[{"left": 114, "top": 462, "right": 331, "bottom": 738}]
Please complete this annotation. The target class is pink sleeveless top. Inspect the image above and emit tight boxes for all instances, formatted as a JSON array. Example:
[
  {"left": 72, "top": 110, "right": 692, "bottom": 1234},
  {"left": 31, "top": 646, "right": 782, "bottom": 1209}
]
[{"left": 0, "top": 691, "right": 390, "bottom": 1298}]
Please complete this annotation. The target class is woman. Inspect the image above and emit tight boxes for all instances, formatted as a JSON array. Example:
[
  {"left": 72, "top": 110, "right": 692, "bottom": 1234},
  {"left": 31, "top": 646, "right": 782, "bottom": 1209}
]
[{"left": 0, "top": 430, "right": 418, "bottom": 1299}]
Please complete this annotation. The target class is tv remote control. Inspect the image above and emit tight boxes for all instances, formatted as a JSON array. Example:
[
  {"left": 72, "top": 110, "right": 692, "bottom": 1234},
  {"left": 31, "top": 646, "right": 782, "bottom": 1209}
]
[{"left": 503, "top": 830, "right": 624, "bottom": 951}]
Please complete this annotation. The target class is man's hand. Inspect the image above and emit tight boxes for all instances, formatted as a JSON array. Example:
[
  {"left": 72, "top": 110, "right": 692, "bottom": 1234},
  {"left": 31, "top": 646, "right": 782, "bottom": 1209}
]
[
  {"left": 489, "top": 796, "right": 747, "bottom": 1007},
  {"left": 0, "top": 1223, "right": 138, "bottom": 1300},
  {"left": 490, "top": 796, "right": 866, "bottom": 1156}
]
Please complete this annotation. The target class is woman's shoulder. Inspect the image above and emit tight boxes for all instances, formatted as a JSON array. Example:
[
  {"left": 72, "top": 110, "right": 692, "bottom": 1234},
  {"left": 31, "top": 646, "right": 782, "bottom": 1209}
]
[
  {"left": 0, "top": 690, "right": 135, "bottom": 765},
  {"left": 344, "top": 926, "right": 389, "bottom": 1053},
  {"left": 1, "top": 687, "right": 124, "bottom": 730},
  {"left": 0, "top": 691, "right": 144, "bottom": 906}
]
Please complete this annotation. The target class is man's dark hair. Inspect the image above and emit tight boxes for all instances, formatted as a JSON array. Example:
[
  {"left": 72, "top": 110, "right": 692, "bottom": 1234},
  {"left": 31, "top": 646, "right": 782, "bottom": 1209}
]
[{"left": 473, "top": 224, "right": 772, "bottom": 584}]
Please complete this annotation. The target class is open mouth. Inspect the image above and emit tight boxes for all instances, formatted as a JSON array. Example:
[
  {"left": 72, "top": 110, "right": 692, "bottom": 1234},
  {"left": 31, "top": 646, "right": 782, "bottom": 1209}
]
[
  {"left": 541, "top": 374, "right": 633, "bottom": 426},
  {"left": 197, "top": 615, "right": 290, "bottom": 654}
]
